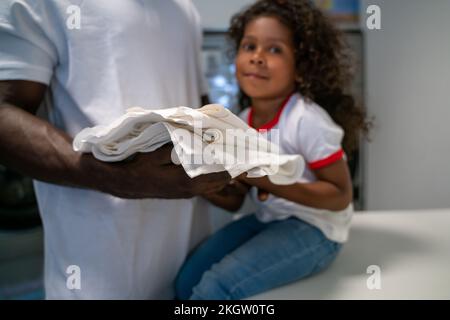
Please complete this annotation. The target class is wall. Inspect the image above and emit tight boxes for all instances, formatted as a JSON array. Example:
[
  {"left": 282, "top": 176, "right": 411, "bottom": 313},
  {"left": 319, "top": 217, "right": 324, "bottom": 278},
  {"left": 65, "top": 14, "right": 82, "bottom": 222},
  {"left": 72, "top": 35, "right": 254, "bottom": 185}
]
[
  {"left": 361, "top": 0, "right": 450, "bottom": 210},
  {"left": 193, "top": 0, "right": 254, "bottom": 30}
]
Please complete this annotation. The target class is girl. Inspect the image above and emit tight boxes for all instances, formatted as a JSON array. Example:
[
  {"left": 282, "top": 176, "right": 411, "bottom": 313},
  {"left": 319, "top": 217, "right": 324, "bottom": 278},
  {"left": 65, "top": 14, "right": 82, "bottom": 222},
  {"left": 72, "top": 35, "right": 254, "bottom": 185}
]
[{"left": 175, "top": 0, "right": 371, "bottom": 300}]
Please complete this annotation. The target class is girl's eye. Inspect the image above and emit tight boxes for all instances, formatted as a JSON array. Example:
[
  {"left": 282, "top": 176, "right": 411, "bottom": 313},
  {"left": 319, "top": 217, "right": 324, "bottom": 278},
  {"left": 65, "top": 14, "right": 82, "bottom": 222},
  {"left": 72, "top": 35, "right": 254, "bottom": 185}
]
[
  {"left": 268, "top": 46, "right": 282, "bottom": 54},
  {"left": 241, "top": 43, "right": 256, "bottom": 51}
]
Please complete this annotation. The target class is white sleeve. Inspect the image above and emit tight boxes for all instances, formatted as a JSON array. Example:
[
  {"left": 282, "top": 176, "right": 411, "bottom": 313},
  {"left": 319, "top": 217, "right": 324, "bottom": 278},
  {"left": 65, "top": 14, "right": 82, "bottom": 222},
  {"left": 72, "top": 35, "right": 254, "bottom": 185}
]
[
  {"left": 297, "top": 107, "right": 345, "bottom": 170},
  {"left": 0, "top": 1, "right": 57, "bottom": 84}
]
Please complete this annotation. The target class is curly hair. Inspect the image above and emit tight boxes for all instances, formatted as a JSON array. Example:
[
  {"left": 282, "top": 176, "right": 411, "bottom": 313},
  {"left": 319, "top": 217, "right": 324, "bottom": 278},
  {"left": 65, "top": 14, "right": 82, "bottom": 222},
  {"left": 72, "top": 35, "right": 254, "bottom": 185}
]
[{"left": 228, "top": 0, "right": 371, "bottom": 155}]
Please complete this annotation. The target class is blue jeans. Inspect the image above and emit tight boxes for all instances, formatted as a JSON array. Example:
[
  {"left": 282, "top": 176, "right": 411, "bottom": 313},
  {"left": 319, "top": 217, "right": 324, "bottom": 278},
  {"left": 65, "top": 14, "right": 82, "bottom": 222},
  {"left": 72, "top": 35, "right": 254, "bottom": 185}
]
[{"left": 175, "top": 214, "right": 342, "bottom": 300}]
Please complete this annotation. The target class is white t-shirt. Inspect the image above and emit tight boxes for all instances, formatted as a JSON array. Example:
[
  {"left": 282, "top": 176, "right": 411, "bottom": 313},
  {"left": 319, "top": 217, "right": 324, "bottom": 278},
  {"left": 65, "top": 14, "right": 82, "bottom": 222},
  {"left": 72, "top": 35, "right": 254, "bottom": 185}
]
[
  {"left": 0, "top": 0, "right": 209, "bottom": 299},
  {"left": 240, "top": 93, "right": 353, "bottom": 243}
]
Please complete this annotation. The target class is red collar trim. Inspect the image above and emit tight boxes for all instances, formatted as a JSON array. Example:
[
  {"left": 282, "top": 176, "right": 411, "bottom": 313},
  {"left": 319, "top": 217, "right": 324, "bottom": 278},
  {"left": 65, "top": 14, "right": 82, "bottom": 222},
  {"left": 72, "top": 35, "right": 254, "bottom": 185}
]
[{"left": 247, "top": 93, "right": 294, "bottom": 132}]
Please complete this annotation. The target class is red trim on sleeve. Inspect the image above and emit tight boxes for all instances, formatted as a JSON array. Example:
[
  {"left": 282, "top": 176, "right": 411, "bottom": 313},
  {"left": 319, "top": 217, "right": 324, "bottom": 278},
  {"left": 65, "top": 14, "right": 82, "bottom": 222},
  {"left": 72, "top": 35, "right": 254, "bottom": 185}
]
[
  {"left": 248, "top": 93, "right": 293, "bottom": 132},
  {"left": 308, "top": 149, "right": 344, "bottom": 170}
]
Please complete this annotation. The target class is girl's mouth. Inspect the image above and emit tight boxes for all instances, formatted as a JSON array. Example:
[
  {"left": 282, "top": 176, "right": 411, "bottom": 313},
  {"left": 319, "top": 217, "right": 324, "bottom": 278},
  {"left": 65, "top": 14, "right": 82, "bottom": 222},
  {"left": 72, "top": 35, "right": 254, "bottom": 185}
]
[{"left": 243, "top": 72, "right": 269, "bottom": 80}]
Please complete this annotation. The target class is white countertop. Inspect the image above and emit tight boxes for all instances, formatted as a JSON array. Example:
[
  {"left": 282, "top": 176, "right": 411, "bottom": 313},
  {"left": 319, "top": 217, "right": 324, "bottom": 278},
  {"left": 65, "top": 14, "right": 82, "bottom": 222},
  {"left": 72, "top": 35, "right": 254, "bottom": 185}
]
[{"left": 248, "top": 209, "right": 450, "bottom": 300}]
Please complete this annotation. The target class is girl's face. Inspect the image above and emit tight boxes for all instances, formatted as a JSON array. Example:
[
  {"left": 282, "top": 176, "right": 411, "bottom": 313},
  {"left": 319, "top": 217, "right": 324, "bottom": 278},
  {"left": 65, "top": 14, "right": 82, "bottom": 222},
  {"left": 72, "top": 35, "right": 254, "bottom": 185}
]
[{"left": 235, "top": 16, "right": 297, "bottom": 101}]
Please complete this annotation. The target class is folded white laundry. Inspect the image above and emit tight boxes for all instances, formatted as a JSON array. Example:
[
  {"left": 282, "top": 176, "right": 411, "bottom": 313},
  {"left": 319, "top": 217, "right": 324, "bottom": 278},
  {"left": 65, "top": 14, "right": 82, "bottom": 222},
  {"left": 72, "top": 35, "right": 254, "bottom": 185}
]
[
  {"left": 73, "top": 104, "right": 305, "bottom": 185},
  {"left": 202, "top": 128, "right": 223, "bottom": 144}
]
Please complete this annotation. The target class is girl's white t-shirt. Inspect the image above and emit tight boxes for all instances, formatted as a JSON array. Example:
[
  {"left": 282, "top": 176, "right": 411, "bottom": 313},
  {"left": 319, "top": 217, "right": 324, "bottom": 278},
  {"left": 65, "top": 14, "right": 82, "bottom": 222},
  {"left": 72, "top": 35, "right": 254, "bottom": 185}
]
[{"left": 240, "top": 93, "right": 353, "bottom": 243}]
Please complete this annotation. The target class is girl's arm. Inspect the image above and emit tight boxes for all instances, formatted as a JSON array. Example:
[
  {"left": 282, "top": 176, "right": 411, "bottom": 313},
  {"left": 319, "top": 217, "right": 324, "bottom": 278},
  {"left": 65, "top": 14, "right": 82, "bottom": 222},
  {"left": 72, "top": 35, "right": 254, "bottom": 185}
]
[
  {"left": 202, "top": 179, "right": 250, "bottom": 212},
  {"left": 237, "top": 159, "right": 353, "bottom": 211}
]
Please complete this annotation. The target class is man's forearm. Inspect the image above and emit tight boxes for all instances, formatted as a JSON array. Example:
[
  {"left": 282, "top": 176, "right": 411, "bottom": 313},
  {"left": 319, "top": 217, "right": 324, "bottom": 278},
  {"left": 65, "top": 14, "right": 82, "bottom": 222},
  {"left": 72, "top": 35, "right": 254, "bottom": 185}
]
[{"left": 0, "top": 103, "right": 118, "bottom": 193}]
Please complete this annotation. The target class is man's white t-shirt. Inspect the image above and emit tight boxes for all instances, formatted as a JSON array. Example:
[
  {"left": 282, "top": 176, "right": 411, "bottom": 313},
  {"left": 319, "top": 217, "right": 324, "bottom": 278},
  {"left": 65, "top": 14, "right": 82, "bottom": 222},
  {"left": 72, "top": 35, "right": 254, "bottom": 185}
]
[
  {"left": 240, "top": 93, "right": 353, "bottom": 243},
  {"left": 0, "top": 0, "right": 209, "bottom": 299}
]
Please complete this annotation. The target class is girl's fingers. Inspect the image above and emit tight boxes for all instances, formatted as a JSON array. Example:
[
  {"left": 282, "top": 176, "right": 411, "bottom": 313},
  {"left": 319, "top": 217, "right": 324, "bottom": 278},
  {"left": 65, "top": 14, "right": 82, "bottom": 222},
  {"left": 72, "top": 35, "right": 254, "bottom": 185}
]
[{"left": 257, "top": 188, "right": 269, "bottom": 201}]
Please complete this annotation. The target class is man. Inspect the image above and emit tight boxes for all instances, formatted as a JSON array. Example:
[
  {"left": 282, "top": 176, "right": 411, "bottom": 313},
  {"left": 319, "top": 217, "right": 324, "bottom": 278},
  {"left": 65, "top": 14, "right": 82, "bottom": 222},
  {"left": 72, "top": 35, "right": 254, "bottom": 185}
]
[{"left": 0, "top": 0, "right": 230, "bottom": 299}]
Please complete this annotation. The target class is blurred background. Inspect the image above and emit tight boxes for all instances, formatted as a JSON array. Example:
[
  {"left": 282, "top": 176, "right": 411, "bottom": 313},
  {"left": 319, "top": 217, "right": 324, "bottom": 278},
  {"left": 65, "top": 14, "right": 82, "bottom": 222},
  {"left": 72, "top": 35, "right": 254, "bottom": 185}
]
[
  {"left": 195, "top": 0, "right": 450, "bottom": 212},
  {"left": 0, "top": 166, "right": 44, "bottom": 300},
  {"left": 1, "top": 0, "right": 449, "bottom": 300}
]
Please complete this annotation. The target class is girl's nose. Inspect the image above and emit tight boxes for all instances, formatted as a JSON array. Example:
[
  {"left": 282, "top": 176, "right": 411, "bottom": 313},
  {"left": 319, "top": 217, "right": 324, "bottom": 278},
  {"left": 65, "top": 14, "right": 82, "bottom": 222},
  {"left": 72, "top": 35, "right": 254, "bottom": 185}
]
[{"left": 250, "top": 52, "right": 265, "bottom": 66}]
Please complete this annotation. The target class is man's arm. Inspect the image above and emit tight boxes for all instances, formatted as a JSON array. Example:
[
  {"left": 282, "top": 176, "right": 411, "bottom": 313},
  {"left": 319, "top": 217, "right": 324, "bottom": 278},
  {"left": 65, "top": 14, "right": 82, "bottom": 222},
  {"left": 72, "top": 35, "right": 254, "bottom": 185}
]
[
  {"left": 0, "top": 80, "right": 231, "bottom": 199},
  {"left": 0, "top": 80, "right": 88, "bottom": 186}
]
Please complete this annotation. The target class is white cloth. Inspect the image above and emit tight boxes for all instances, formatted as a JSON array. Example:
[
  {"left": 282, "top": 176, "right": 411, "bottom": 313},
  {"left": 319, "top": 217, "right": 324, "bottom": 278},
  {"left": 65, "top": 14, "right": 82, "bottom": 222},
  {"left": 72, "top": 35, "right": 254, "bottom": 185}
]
[
  {"left": 0, "top": 0, "right": 210, "bottom": 299},
  {"left": 73, "top": 104, "right": 305, "bottom": 185},
  {"left": 240, "top": 93, "right": 353, "bottom": 243}
]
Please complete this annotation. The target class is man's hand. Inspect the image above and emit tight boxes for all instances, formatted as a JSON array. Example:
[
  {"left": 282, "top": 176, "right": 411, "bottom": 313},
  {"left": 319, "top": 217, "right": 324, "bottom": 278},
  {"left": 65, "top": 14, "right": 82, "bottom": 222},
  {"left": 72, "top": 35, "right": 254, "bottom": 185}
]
[
  {"left": 200, "top": 178, "right": 250, "bottom": 212},
  {"left": 108, "top": 144, "right": 232, "bottom": 199}
]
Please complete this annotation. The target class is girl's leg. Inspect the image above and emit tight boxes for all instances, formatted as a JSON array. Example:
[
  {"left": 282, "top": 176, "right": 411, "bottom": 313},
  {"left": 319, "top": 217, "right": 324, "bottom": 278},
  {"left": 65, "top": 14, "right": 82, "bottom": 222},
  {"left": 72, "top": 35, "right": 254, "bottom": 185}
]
[
  {"left": 189, "top": 218, "right": 342, "bottom": 300},
  {"left": 175, "top": 214, "right": 270, "bottom": 300}
]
